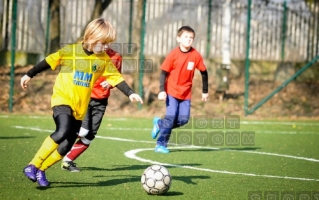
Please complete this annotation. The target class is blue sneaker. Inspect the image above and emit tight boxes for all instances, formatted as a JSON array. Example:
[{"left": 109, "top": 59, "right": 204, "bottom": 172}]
[
  {"left": 154, "top": 145, "right": 169, "bottom": 154},
  {"left": 36, "top": 170, "right": 50, "bottom": 186},
  {"left": 151, "top": 117, "right": 161, "bottom": 139},
  {"left": 23, "top": 164, "right": 38, "bottom": 182}
]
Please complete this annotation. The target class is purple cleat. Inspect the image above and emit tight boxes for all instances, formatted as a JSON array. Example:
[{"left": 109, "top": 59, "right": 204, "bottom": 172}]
[
  {"left": 36, "top": 170, "right": 50, "bottom": 187},
  {"left": 23, "top": 164, "right": 38, "bottom": 182}
]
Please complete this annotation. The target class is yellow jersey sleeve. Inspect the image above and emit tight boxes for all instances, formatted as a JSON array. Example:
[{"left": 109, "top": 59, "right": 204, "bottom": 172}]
[
  {"left": 45, "top": 45, "right": 73, "bottom": 70},
  {"left": 101, "top": 59, "right": 124, "bottom": 87}
]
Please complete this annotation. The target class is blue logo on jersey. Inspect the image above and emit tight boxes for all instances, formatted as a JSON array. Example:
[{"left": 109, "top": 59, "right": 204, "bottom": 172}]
[{"left": 73, "top": 71, "right": 93, "bottom": 87}]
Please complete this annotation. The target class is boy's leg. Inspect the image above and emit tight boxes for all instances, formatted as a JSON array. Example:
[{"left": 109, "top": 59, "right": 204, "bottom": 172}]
[
  {"left": 23, "top": 106, "right": 80, "bottom": 185},
  {"left": 29, "top": 136, "right": 59, "bottom": 168},
  {"left": 62, "top": 99, "right": 108, "bottom": 171},
  {"left": 23, "top": 106, "right": 72, "bottom": 181},
  {"left": 89, "top": 98, "right": 108, "bottom": 138},
  {"left": 151, "top": 117, "right": 161, "bottom": 139},
  {"left": 36, "top": 117, "right": 81, "bottom": 186},
  {"left": 23, "top": 136, "right": 58, "bottom": 182},
  {"left": 76, "top": 101, "right": 92, "bottom": 138},
  {"left": 36, "top": 149, "right": 63, "bottom": 186},
  {"left": 175, "top": 99, "right": 191, "bottom": 128},
  {"left": 40, "top": 117, "right": 81, "bottom": 171},
  {"left": 61, "top": 137, "right": 90, "bottom": 172},
  {"left": 62, "top": 101, "right": 92, "bottom": 166},
  {"left": 28, "top": 105, "right": 74, "bottom": 168},
  {"left": 156, "top": 95, "right": 178, "bottom": 150}
]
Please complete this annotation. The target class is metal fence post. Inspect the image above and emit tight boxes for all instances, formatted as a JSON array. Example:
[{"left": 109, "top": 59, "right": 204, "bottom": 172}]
[
  {"left": 138, "top": 0, "right": 147, "bottom": 110},
  {"left": 129, "top": 0, "right": 134, "bottom": 45},
  {"left": 9, "top": 0, "right": 17, "bottom": 112},
  {"left": 281, "top": 0, "right": 287, "bottom": 62},
  {"left": 244, "top": 0, "right": 252, "bottom": 116},
  {"left": 206, "top": 0, "right": 212, "bottom": 59}
]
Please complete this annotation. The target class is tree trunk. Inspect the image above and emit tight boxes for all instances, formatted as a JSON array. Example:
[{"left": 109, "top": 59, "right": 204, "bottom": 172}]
[
  {"left": 216, "top": 0, "right": 231, "bottom": 98},
  {"left": 90, "top": 0, "right": 112, "bottom": 19},
  {"left": 78, "top": 0, "right": 113, "bottom": 40},
  {"left": 131, "top": 0, "right": 144, "bottom": 93},
  {"left": 49, "top": 0, "right": 60, "bottom": 53}
]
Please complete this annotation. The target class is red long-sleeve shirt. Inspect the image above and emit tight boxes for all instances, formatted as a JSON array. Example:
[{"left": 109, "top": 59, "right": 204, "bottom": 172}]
[{"left": 90, "top": 48, "right": 122, "bottom": 99}]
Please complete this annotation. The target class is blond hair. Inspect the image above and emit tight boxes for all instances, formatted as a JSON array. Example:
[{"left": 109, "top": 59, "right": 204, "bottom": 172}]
[{"left": 82, "top": 18, "right": 116, "bottom": 50}]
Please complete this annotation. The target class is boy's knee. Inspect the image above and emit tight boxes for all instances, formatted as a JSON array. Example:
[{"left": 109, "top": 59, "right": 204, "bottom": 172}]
[
  {"left": 162, "top": 119, "right": 174, "bottom": 129},
  {"left": 78, "top": 127, "right": 89, "bottom": 137},
  {"left": 81, "top": 137, "right": 92, "bottom": 145},
  {"left": 179, "top": 119, "right": 189, "bottom": 126},
  {"left": 51, "top": 130, "right": 70, "bottom": 143},
  {"left": 84, "top": 132, "right": 95, "bottom": 141}
]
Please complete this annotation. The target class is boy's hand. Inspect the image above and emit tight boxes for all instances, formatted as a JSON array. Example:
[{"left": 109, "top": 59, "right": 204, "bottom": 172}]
[
  {"left": 129, "top": 93, "right": 143, "bottom": 104},
  {"left": 21, "top": 75, "right": 31, "bottom": 90},
  {"left": 100, "top": 80, "right": 111, "bottom": 89},
  {"left": 158, "top": 91, "right": 167, "bottom": 101},
  {"left": 202, "top": 93, "right": 208, "bottom": 101}
]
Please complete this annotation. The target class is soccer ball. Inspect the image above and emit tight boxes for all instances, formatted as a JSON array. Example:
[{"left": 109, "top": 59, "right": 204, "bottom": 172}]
[{"left": 141, "top": 164, "right": 172, "bottom": 195}]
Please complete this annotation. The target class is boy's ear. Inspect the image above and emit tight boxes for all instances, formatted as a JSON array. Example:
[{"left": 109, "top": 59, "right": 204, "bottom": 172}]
[{"left": 176, "top": 36, "right": 181, "bottom": 43}]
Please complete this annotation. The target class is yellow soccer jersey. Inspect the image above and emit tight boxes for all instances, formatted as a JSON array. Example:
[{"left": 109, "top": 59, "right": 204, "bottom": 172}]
[{"left": 45, "top": 43, "right": 124, "bottom": 120}]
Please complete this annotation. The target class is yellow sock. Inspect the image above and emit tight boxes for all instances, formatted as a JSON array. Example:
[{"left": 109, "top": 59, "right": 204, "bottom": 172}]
[
  {"left": 39, "top": 150, "right": 63, "bottom": 171},
  {"left": 30, "top": 136, "right": 58, "bottom": 168}
]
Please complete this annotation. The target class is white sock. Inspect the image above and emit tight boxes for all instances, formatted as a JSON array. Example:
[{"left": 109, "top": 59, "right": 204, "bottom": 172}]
[
  {"left": 62, "top": 155, "right": 72, "bottom": 162},
  {"left": 78, "top": 127, "right": 89, "bottom": 137}
]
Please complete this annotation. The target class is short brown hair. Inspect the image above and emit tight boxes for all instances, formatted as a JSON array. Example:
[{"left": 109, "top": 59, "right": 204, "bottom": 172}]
[{"left": 177, "top": 26, "right": 195, "bottom": 37}]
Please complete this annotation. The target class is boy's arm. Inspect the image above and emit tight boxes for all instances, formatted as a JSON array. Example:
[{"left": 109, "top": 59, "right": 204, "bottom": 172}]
[
  {"left": 159, "top": 70, "right": 168, "bottom": 92},
  {"left": 116, "top": 81, "right": 143, "bottom": 104},
  {"left": 158, "top": 70, "right": 168, "bottom": 100},
  {"left": 21, "top": 59, "right": 51, "bottom": 90},
  {"left": 116, "top": 81, "right": 135, "bottom": 97},
  {"left": 26, "top": 59, "right": 51, "bottom": 78},
  {"left": 200, "top": 70, "right": 208, "bottom": 93}
]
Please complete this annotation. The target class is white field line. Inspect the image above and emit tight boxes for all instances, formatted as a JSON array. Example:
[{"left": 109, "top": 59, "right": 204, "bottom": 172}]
[
  {"left": 13, "top": 124, "right": 318, "bottom": 134},
  {"left": 1, "top": 115, "right": 127, "bottom": 120},
  {"left": 240, "top": 121, "right": 319, "bottom": 126},
  {"left": 14, "top": 125, "right": 319, "bottom": 163},
  {"left": 124, "top": 148, "right": 319, "bottom": 182},
  {"left": 100, "top": 127, "right": 318, "bottom": 135},
  {"left": 13, "top": 125, "right": 319, "bottom": 181},
  {"left": 3, "top": 115, "right": 319, "bottom": 126}
]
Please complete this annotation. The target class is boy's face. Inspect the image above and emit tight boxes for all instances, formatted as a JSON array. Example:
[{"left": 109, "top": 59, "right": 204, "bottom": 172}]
[
  {"left": 85, "top": 38, "right": 106, "bottom": 54},
  {"left": 176, "top": 31, "right": 194, "bottom": 48}
]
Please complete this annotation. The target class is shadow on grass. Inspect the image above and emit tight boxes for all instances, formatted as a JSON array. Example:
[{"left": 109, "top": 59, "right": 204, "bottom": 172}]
[
  {"left": 37, "top": 181, "right": 184, "bottom": 196},
  {"left": 80, "top": 163, "right": 202, "bottom": 172},
  {"left": 156, "top": 191, "right": 184, "bottom": 196},
  {"left": 40, "top": 174, "right": 209, "bottom": 191},
  {"left": 80, "top": 164, "right": 151, "bottom": 172},
  {"left": 0, "top": 136, "right": 36, "bottom": 139}
]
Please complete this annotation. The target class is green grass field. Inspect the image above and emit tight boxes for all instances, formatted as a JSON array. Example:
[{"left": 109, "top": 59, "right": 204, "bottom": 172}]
[{"left": 0, "top": 114, "right": 318, "bottom": 200}]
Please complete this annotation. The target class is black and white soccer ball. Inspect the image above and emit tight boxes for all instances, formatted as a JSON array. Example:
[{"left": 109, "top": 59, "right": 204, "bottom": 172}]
[{"left": 141, "top": 164, "right": 172, "bottom": 195}]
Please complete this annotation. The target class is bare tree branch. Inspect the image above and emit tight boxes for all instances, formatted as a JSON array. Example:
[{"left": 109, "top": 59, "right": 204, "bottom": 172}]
[{"left": 90, "top": 0, "right": 112, "bottom": 21}]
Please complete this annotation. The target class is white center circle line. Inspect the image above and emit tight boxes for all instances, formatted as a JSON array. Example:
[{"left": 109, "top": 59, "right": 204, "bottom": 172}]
[{"left": 124, "top": 147, "right": 319, "bottom": 182}]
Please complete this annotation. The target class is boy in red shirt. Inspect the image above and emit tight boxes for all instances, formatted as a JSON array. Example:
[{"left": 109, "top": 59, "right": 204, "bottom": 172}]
[
  {"left": 151, "top": 26, "right": 209, "bottom": 153},
  {"left": 61, "top": 47, "right": 122, "bottom": 171}
]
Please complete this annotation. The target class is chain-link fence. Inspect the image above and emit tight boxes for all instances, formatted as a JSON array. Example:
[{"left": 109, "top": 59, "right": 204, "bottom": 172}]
[
  {"left": 0, "top": 0, "right": 318, "bottom": 62},
  {"left": 1, "top": 0, "right": 319, "bottom": 114}
]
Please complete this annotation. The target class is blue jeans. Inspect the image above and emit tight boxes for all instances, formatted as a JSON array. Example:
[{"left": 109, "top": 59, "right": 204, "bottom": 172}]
[{"left": 156, "top": 95, "right": 191, "bottom": 147}]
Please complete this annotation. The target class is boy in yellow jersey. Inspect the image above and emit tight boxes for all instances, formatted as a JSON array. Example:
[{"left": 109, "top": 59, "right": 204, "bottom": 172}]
[
  {"left": 20, "top": 18, "right": 143, "bottom": 187},
  {"left": 61, "top": 47, "right": 123, "bottom": 172}
]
